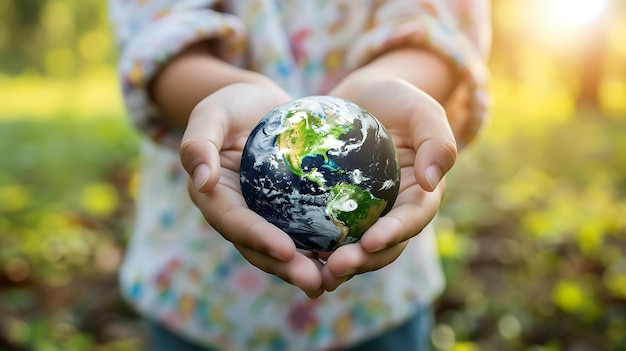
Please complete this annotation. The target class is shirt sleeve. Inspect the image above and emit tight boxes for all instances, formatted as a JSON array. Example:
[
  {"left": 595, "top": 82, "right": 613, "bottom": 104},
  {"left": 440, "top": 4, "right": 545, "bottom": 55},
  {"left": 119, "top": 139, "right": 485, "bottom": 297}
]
[
  {"left": 108, "top": 0, "right": 248, "bottom": 145},
  {"left": 346, "top": 0, "right": 491, "bottom": 148}
]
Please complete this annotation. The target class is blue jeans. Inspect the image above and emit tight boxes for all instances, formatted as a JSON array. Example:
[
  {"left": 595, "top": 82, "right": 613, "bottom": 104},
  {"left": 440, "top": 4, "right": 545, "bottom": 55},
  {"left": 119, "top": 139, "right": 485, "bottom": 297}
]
[{"left": 145, "top": 304, "right": 433, "bottom": 351}]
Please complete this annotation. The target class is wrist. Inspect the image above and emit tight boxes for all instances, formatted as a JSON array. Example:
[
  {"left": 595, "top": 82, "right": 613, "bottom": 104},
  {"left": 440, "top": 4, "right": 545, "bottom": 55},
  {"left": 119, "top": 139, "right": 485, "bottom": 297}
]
[
  {"left": 340, "top": 48, "right": 458, "bottom": 104},
  {"left": 150, "top": 41, "right": 272, "bottom": 130}
]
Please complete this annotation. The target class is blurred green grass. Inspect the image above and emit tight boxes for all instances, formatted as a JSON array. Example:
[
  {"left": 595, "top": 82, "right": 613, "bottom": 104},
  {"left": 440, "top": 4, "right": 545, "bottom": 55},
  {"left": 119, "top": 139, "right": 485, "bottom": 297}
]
[
  {"left": 0, "top": 116, "right": 144, "bottom": 350},
  {"left": 436, "top": 112, "right": 626, "bottom": 351}
]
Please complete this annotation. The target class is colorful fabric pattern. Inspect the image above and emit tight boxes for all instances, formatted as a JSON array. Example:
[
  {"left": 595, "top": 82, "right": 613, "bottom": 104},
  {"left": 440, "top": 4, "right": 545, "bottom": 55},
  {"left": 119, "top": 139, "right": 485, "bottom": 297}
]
[{"left": 108, "top": 1, "right": 490, "bottom": 350}]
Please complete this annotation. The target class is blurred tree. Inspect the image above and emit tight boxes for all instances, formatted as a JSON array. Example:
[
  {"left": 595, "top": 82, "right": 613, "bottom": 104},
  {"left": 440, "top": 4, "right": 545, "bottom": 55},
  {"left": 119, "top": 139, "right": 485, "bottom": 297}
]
[
  {"left": 0, "top": 0, "right": 114, "bottom": 76},
  {"left": 0, "top": 0, "right": 45, "bottom": 73},
  {"left": 575, "top": 11, "right": 609, "bottom": 110}
]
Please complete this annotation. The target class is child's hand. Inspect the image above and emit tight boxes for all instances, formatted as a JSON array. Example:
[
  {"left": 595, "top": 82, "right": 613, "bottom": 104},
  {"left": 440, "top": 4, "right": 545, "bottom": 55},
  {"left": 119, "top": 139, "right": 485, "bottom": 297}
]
[
  {"left": 179, "top": 82, "right": 326, "bottom": 298},
  {"left": 321, "top": 77, "right": 457, "bottom": 291}
]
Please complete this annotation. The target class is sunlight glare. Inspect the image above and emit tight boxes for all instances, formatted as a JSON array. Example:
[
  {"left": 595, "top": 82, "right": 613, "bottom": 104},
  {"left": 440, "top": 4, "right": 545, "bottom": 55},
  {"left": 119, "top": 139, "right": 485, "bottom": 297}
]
[{"left": 548, "top": 0, "right": 609, "bottom": 25}]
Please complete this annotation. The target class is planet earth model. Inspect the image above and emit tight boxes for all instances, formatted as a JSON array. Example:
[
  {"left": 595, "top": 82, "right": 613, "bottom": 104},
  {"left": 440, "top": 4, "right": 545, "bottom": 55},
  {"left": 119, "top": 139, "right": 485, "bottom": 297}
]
[{"left": 240, "top": 96, "right": 400, "bottom": 252}]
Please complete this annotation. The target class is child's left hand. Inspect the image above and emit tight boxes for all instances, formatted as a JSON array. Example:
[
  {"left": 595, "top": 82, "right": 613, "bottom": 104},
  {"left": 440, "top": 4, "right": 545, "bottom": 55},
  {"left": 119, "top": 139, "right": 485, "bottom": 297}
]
[{"left": 320, "top": 76, "right": 457, "bottom": 291}]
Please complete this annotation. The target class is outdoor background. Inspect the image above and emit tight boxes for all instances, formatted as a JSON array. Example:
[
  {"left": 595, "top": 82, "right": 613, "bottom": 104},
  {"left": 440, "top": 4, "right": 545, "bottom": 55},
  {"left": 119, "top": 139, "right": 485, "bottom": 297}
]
[{"left": 1, "top": 0, "right": 625, "bottom": 350}]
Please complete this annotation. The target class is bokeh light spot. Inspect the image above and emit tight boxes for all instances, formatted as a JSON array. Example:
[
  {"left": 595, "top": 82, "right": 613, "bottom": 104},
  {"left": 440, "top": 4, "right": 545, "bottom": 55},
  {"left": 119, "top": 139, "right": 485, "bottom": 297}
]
[
  {"left": 498, "top": 314, "right": 522, "bottom": 339},
  {"left": 548, "top": 0, "right": 608, "bottom": 25},
  {"left": 432, "top": 324, "right": 455, "bottom": 350},
  {"left": 79, "top": 182, "right": 120, "bottom": 218}
]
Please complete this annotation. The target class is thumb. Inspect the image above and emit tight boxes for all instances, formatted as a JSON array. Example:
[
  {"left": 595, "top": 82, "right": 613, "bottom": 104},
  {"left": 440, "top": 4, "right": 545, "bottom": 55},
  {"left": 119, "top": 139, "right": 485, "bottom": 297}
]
[
  {"left": 414, "top": 136, "right": 457, "bottom": 192},
  {"left": 410, "top": 94, "right": 458, "bottom": 192},
  {"left": 179, "top": 101, "right": 227, "bottom": 192}
]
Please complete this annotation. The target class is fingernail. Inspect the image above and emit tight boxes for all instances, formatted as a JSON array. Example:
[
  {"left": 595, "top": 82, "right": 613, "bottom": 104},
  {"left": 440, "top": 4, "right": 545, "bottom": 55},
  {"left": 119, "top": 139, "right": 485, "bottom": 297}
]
[
  {"left": 425, "top": 165, "right": 442, "bottom": 190},
  {"left": 340, "top": 268, "right": 356, "bottom": 278},
  {"left": 328, "top": 274, "right": 355, "bottom": 292},
  {"left": 193, "top": 164, "right": 211, "bottom": 190},
  {"left": 371, "top": 244, "right": 386, "bottom": 253},
  {"left": 269, "top": 250, "right": 286, "bottom": 261}
]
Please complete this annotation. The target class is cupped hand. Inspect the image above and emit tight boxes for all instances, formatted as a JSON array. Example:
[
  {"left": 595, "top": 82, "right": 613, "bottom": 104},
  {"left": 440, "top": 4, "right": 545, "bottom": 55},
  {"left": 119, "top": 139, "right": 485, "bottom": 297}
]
[
  {"left": 321, "top": 77, "right": 457, "bottom": 291},
  {"left": 179, "top": 81, "right": 325, "bottom": 298}
]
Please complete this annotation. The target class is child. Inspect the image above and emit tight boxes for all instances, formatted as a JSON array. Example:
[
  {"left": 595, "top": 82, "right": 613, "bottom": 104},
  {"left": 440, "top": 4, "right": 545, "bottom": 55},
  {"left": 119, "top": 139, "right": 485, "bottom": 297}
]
[{"left": 108, "top": 1, "right": 491, "bottom": 350}]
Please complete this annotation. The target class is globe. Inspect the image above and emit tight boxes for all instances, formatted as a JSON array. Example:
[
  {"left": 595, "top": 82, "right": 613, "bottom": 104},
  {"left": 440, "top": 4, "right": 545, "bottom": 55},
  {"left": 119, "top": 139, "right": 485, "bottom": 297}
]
[{"left": 240, "top": 96, "right": 400, "bottom": 252}]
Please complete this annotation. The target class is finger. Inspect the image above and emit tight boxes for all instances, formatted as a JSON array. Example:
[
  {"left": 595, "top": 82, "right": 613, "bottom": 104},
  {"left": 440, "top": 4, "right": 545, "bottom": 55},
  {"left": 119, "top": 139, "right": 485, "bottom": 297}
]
[
  {"left": 359, "top": 183, "right": 444, "bottom": 253},
  {"left": 409, "top": 97, "right": 457, "bottom": 192},
  {"left": 321, "top": 241, "right": 408, "bottom": 292},
  {"left": 179, "top": 100, "right": 228, "bottom": 192},
  {"left": 188, "top": 180, "right": 297, "bottom": 262},
  {"left": 237, "top": 246, "right": 325, "bottom": 298}
]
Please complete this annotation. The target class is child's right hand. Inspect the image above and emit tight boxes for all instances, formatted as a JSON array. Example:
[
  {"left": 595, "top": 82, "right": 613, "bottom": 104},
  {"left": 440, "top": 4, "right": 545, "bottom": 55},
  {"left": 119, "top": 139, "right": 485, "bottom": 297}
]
[{"left": 179, "top": 81, "right": 327, "bottom": 298}]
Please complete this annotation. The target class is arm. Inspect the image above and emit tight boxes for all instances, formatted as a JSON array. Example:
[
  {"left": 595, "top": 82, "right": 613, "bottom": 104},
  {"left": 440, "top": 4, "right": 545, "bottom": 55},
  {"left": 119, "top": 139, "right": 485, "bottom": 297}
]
[
  {"left": 151, "top": 46, "right": 458, "bottom": 141},
  {"left": 343, "top": 47, "right": 458, "bottom": 102},
  {"left": 150, "top": 42, "right": 274, "bottom": 130},
  {"left": 149, "top": 41, "right": 289, "bottom": 189}
]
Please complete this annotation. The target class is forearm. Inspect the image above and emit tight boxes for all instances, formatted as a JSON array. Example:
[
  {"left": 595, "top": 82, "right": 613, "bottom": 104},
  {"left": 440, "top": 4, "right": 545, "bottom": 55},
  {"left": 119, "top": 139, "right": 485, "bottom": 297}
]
[
  {"left": 150, "top": 42, "right": 272, "bottom": 130},
  {"left": 353, "top": 48, "right": 458, "bottom": 103}
]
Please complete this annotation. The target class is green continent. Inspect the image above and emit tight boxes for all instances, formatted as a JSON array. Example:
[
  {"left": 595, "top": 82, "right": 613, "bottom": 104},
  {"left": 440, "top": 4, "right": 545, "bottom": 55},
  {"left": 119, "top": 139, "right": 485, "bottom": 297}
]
[
  {"left": 275, "top": 111, "right": 349, "bottom": 186},
  {"left": 326, "top": 183, "right": 388, "bottom": 244}
]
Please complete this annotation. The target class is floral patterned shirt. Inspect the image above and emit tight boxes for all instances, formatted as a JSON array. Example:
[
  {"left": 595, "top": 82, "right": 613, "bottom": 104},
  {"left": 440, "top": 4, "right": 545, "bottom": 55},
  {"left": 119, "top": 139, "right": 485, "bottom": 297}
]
[{"left": 108, "top": 1, "right": 490, "bottom": 350}]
